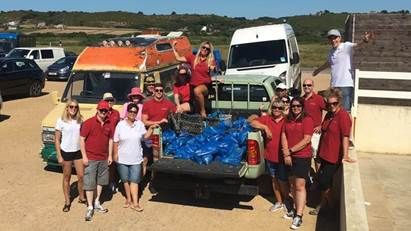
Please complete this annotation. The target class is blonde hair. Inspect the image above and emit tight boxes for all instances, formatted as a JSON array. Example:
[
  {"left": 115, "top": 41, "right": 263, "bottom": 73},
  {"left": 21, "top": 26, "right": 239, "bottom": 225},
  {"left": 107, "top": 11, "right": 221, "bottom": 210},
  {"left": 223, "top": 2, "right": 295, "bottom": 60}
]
[
  {"left": 193, "top": 41, "right": 215, "bottom": 70},
  {"left": 61, "top": 98, "right": 83, "bottom": 123},
  {"left": 267, "top": 98, "right": 285, "bottom": 117}
]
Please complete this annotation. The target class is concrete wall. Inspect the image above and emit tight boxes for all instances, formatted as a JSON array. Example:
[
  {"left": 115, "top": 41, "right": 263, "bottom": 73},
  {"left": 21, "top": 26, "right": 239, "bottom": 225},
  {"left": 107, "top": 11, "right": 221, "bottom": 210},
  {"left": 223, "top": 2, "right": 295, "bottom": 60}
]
[{"left": 355, "top": 104, "right": 411, "bottom": 155}]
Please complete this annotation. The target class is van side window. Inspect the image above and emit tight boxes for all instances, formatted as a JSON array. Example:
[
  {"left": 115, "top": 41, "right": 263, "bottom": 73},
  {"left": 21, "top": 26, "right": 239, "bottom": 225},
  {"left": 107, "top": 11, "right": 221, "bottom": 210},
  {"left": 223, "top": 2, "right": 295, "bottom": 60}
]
[
  {"left": 156, "top": 43, "right": 172, "bottom": 51},
  {"left": 30, "top": 50, "right": 40, "bottom": 59},
  {"left": 214, "top": 84, "right": 269, "bottom": 102},
  {"left": 41, "top": 50, "right": 54, "bottom": 59}
]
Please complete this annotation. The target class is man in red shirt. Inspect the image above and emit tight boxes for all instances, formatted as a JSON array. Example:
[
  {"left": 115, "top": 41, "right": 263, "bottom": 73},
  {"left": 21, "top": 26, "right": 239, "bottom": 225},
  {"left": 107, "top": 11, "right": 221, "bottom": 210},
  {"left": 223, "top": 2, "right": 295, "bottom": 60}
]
[
  {"left": 249, "top": 99, "right": 288, "bottom": 213},
  {"left": 309, "top": 88, "right": 355, "bottom": 216},
  {"left": 80, "top": 100, "right": 114, "bottom": 221},
  {"left": 302, "top": 79, "right": 326, "bottom": 170},
  {"left": 142, "top": 83, "right": 176, "bottom": 126}
]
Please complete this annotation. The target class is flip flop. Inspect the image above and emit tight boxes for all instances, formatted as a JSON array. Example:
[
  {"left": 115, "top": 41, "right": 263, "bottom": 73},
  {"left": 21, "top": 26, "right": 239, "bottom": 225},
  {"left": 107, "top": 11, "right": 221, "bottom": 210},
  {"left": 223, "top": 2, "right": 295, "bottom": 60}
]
[
  {"left": 130, "top": 205, "right": 143, "bottom": 212},
  {"left": 78, "top": 198, "right": 87, "bottom": 204},
  {"left": 123, "top": 202, "right": 131, "bottom": 208},
  {"left": 62, "top": 203, "right": 71, "bottom": 212}
]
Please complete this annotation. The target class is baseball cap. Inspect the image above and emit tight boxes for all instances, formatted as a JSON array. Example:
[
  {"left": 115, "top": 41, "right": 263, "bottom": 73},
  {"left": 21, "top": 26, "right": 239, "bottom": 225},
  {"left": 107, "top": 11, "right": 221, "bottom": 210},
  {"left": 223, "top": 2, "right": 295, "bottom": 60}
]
[
  {"left": 102, "top": 92, "right": 114, "bottom": 100},
  {"left": 276, "top": 83, "right": 287, "bottom": 90},
  {"left": 97, "top": 100, "right": 110, "bottom": 110},
  {"left": 327, "top": 29, "right": 341, "bottom": 38}
]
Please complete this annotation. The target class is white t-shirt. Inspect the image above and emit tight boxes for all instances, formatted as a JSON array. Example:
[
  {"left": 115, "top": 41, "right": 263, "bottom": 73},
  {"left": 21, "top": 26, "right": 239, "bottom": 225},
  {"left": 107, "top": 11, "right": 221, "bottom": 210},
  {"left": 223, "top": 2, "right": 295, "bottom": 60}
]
[
  {"left": 328, "top": 42, "right": 355, "bottom": 87},
  {"left": 113, "top": 120, "right": 147, "bottom": 165},
  {"left": 55, "top": 118, "right": 81, "bottom": 152}
]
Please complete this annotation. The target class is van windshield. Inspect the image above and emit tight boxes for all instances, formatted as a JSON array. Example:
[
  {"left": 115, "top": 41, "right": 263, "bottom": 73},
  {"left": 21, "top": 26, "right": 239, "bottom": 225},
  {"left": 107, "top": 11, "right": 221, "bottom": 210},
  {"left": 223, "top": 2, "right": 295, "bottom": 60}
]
[
  {"left": 62, "top": 71, "right": 141, "bottom": 104},
  {"left": 228, "top": 40, "right": 287, "bottom": 69},
  {"left": 7, "top": 48, "right": 30, "bottom": 58}
]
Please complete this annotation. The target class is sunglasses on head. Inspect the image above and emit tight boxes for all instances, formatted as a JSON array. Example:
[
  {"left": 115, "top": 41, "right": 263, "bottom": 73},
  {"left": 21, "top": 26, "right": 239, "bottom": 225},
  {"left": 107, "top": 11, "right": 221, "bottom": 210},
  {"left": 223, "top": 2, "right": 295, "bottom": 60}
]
[
  {"left": 98, "top": 109, "right": 108, "bottom": 113},
  {"left": 201, "top": 46, "right": 211, "bottom": 51},
  {"left": 271, "top": 106, "right": 284, "bottom": 110},
  {"left": 68, "top": 105, "right": 78, "bottom": 109},
  {"left": 328, "top": 101, "right": 339, "bottom": 107},
  {"left": 154, "top": 88, "right": 163, "bottom": 92},
  {"left": 291, "top": 104, "right": 302, "bottom": 108},
  {"left": 303, "top": 84, "right": 312, "bottom": 87}
]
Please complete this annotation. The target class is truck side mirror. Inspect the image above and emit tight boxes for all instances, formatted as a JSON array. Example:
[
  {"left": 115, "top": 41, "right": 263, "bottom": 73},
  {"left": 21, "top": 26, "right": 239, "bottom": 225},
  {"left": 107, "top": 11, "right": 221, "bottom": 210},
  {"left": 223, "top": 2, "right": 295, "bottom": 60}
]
[
  {"left": 28, "top": 55, "right": 34, "bottom": 60},
  {"left": 291, "top": 52, "right": 300, "bottom": 64}
]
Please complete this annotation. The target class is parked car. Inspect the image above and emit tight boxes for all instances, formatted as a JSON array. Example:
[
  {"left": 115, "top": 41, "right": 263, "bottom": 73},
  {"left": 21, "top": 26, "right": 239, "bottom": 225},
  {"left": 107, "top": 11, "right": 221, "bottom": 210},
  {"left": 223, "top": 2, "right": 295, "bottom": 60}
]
[
  {"left": 0, "top": 58, "right": 45, "bottom": 97},
  {"left": 45, "top": 56, "right": 77, "bottom": 80},
  {"left": 6, "top": 47, "right": 65, "bottom": 71}
]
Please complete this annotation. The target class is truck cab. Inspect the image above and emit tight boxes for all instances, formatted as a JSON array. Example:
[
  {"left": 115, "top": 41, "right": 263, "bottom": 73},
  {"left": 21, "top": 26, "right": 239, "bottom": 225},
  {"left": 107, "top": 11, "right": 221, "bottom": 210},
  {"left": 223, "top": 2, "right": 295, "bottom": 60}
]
[{"left": 226, "top": 24, "right": 301, "bottom": 95}]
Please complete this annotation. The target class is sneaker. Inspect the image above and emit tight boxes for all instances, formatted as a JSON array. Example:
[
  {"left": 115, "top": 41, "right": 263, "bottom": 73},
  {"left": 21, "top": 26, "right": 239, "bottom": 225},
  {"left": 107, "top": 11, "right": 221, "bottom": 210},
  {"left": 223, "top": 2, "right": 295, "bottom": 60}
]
[
  {"left": 290, "top": 215, "right": 303, "bottom": 230},
  {"left": 269, "top": 202, "right": 284, "bottom": 212},
  {"left": 85, "top": 207, "right": 94, "bottom": 221},
  {"left": 94, "top": 202, "right": 108, "bottom": 213},
  {"left": 282, "top": 208, "right": 295, "bottom": 220}
]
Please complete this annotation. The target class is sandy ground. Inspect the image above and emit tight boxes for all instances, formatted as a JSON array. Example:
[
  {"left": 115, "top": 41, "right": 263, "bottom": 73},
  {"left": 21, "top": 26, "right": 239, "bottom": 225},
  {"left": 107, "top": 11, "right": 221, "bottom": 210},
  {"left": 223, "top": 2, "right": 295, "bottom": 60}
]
[{"left": 0, "top": 71, "right": 331, "bottom": 230}]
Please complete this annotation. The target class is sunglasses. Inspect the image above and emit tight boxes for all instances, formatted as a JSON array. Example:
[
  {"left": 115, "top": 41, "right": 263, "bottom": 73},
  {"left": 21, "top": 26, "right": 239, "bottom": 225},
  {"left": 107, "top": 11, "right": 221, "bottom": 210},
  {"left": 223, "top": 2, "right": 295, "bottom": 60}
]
[
  {"left": 291, "top": 104, "right": 302, "bottom": 108},
  {"left": 104, "top": 99, "right": 114, "bottom": 102},
  {"left": 201, "top": 46, "right": 211, "bottom": 51},
  {"left": 154, "top": 89, "right": 163, "bottom": 92},
  {"left": 282, "top": 99, "right": 290, "bottom": 103},
  {"left": 68, "top": 105, "right": 78, "bottom": 109},
  {"left": 271, "top": 106, "right": 284, "bottom": 110},
  {"left": 98, "top": 109, "right": 108, "bottom": 113},
  {"left": 303, "top": 84, "right": 312, "bottom": 87},
  {"left": 328, "top": 101, "right": 339, "bottom": 107},
  {"left": 128, "top": 110, "right": 138, "bottom": 114}
]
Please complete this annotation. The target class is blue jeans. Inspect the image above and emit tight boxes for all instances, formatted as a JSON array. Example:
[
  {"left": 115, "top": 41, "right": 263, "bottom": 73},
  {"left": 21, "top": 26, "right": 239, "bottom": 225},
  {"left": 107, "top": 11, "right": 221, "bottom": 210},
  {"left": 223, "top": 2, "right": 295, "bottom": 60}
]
[
  {"left": 117, "top": 163, "right": 141, "bottom": 184},
  {"left": 336, "top": 87, "right": 353, "bottom": 112}
]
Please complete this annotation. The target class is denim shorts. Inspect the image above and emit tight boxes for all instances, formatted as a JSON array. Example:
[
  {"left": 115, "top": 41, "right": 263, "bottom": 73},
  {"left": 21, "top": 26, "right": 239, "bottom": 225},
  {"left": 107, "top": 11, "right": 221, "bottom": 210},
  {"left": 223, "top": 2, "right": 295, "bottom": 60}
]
[
  {"left": 265, "top": 160, "right": 288, "bottom": 182},
  {"left": 117, "top": 163, "right": 141, "bottom": 184},
  {"left": 336, "top": 87, "right": 353, "bottom": 112},
  {"left": 84, "top": 160, "right": 109, "bottom": 191}
]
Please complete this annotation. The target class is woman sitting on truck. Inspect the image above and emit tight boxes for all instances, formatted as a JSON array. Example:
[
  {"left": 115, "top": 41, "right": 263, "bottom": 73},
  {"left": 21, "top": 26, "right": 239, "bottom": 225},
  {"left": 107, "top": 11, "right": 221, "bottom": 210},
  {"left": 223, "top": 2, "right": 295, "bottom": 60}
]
[
  {"left": 173, "top": 63, "right": 193, "bottom": 113},
  {"left": 54, "top": 98, "right": 86, "bottom": 212},
  {"left": 173, "top": 41, "right": 216, "bottom": 118},
  {"left": 281, "top": 96, "right": 314, "bottom": 230}
]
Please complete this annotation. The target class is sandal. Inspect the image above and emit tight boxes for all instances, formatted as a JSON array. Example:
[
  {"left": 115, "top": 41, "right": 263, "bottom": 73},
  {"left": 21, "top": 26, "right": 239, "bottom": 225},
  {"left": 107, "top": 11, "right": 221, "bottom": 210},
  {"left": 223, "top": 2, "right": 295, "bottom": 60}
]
[
  {"left": 130, "top": 205, "right": 144, "bottom": 212},
  {"left": 78, "top": 198, "right": 87, "bottom": 204},
  {"left": 309, "top": 207, "right": 320, "bottom": 215},
  {"left": 123, "top": 202, "right": 131, "bottom": 208},
  {"left": 62, "top": 203, "right": 71, "bottom": 212}
]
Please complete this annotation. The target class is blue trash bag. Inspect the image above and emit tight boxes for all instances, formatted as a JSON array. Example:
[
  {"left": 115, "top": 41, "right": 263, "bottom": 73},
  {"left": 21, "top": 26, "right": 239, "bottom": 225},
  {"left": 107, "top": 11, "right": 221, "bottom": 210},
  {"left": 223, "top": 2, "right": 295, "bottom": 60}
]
[
  {"left": 174, "top": 144, "right": 196, "bottom": 160},
  {"left": 164, "top": 140, "right": 180, "bottom": 155},
  {"left": 220, "top": 146, "right": 246, "bottom": 166},
  {"left": 162, "top": 129, "right": 176, "bottom": 144},
  {"left": 231, "top": 130, "right": 248, "bottom": 146},
  {"left": 193, "top": 145, "right": 218, "bottom": 165}
]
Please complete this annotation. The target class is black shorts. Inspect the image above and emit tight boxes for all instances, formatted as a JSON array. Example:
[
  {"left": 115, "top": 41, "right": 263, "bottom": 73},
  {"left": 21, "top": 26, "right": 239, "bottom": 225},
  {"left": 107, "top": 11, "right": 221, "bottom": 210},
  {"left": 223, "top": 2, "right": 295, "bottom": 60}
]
[
  {"left": 61, "top": 150, "right": 82, "bottom": 161},
  {"left": 290, "top": 157, "right": 311, "bottom": 179},
  {"left": 317, "top": 158, "right": 340, "bottom": 191}
]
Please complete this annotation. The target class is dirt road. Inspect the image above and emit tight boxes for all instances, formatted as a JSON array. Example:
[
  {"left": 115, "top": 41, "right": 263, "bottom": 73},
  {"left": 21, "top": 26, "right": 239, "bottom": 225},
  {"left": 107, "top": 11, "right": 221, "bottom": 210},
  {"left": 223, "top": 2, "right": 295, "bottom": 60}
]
[{"left": 0, "top": 72, "right": 330, "bottom": 230}]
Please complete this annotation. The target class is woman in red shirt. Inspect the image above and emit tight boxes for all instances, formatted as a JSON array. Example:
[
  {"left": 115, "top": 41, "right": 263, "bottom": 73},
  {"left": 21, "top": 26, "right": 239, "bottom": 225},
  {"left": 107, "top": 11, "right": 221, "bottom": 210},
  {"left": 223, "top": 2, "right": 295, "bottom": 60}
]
[
  {"left": 281, "top": 97, "right": 314, "bottom": 230},
  {"left": 173, "top": 64, "right": 193, "bottom": 113},
  {"left": 309, "top": 88, "right": 355, "bottom": 215},
  {"left": 173, "top": 41, "right": 216, "bottom": 118}
]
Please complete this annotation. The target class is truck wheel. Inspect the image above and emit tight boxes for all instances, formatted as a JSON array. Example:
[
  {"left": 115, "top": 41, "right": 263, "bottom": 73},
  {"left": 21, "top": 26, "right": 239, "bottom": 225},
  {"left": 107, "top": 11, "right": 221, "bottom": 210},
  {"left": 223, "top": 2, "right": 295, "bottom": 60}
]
[{"left": 29, "top": 81, "right": 42, "bottom": 97}]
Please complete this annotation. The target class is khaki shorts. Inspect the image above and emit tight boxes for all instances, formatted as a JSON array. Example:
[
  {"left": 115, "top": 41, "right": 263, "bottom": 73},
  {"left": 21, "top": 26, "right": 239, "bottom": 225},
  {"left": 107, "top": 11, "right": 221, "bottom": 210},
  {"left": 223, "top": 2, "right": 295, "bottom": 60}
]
[{"left": 84, "top": 160, "right": 109, "bottom": 191}]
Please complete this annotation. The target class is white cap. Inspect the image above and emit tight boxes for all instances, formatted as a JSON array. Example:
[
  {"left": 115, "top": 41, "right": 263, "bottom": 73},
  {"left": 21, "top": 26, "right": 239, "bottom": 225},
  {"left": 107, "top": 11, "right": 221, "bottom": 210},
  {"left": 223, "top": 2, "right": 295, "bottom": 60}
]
[
  {"left": 276, "top": 83, "right": 287, "bottom": 90},
  {"left": 102, "top": 92, "right": 114, "bottom": 100},
  {"left": 327, "top": 29, "right": 341, "bottom": 37}
]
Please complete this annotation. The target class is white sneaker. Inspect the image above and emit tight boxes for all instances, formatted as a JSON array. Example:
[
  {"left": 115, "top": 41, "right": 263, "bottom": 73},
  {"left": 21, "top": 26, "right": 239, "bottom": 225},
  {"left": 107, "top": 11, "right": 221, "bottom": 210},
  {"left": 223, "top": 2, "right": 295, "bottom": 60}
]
[
  {"left": 290, "top": 215, "right": 303, "bottom": 230},
  {"left": 94, "top": 201, "right": 108, "bottom": 213},
  {"left": 269, "top": 202, "right": 284, "bottom": 212}
]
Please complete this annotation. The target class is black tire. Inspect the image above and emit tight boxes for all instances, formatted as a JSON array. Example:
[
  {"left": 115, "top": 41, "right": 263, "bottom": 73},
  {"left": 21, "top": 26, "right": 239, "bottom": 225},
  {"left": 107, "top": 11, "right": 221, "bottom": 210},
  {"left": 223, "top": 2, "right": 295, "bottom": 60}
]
[{"left": 29, "top": 81, "right": 42, "bottom": 97}]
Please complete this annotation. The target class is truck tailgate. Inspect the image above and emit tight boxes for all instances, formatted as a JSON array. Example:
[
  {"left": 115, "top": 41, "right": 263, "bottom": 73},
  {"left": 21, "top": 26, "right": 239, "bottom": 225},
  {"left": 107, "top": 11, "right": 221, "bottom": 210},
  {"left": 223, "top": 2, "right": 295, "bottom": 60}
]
[{"left": 150, "top": 158, "right": 246, "bottom": 178}]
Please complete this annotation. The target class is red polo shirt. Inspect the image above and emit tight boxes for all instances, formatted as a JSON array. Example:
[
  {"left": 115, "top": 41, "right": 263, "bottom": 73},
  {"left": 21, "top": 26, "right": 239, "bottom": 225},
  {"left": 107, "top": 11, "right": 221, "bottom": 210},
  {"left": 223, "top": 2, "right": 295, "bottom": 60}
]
[
  {"left": 185, "top": 54, "right": 215, "bottom": 87},
  {"left": 80, "top": 115, "right": 114, "bottom": 161},
  {"left": 257, "top": 115, "right": 284, "bottom": 163},
  {"left": 173, "top": 83, "right": 191, "bottom": 103},
  {"left": 318, "top": 109, "right": 351, "bottom": 164},
  {"left": 142, "top": 98, "right": 176, "bottom": 122},
  {"left": 304, "top": 92, "right": 326, "bottom": 127},
  {"left": 283, "top": 116, "right": 314, "bottom": 158},
  {"left": 108, "top": 108, "right": 120, "bottom": 127}
]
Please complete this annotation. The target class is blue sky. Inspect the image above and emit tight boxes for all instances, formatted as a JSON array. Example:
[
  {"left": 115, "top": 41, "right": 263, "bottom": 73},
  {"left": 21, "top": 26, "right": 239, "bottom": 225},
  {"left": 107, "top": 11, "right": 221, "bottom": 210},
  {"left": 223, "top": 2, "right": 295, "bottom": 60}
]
[{"left": 2, "top": 0, "right": 410, "bottom": 18}]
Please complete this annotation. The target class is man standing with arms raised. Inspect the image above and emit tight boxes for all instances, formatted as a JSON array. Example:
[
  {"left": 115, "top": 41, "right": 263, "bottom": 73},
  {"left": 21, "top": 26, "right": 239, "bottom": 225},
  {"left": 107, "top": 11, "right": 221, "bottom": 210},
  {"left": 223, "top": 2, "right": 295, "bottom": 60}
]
[{"left": 80, "top": 100, "right": 114, "bottom": 221}]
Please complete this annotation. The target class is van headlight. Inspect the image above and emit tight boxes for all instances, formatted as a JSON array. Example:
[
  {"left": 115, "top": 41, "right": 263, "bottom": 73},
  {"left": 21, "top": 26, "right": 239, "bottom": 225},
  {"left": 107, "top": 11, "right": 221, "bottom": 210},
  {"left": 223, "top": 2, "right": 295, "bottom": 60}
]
[
  {"left": 279, "top": 71, "right": 287, "bottom": 80},
  {"left": 42, "top": 127, "right": 55, "bottom": 144}
]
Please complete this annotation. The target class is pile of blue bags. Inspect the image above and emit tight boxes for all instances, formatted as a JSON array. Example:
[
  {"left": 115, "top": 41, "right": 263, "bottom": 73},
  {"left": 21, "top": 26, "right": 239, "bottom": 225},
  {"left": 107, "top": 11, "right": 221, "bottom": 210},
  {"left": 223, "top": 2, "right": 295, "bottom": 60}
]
[{"left": 162, "top": 113, "right": 251, "bottom": 166}]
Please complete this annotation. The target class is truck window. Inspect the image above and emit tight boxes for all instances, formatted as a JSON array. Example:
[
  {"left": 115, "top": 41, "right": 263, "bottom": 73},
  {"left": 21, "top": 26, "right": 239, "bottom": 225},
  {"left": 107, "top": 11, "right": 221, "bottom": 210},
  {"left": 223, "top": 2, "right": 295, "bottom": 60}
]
[
  {"left": 41, "top": 49, "right": 54, "bottom": 59},
  {"left": 30, "top": 50, "right": 40, "bottom": 59},
  {"left": 228, "top": 40, "right": 287, "bottom": 69},
  {"left": 213, "top": 84, "right": 269, "bottom": 102},
  {"left": 7, "top": 49, "right": 30, "bottom": 58},
  {"left": 63, "top": 72, "right": 140, "bottom": 104}
]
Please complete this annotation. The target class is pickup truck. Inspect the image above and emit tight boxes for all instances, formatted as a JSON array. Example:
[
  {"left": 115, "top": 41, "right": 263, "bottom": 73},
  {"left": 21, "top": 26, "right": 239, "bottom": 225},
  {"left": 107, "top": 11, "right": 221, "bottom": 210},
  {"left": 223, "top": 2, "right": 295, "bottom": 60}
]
[{"left": 150, "top": 74, "right": 282, "bottom": 198}]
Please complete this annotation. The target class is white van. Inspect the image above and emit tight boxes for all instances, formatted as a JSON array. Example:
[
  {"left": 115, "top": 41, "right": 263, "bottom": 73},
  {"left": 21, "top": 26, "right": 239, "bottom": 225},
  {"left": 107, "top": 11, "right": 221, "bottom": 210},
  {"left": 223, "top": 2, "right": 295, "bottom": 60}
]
[
  {"left": 7, "top": 47, "right": 65, "bottom": 71},
  {"left": 226, "top": 24, "right": 301, "bottom": 93}
]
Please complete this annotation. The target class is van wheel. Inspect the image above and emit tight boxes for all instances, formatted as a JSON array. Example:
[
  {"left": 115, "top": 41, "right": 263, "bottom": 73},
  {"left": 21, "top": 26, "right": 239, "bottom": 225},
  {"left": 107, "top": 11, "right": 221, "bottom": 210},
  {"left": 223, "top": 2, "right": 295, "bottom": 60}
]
[{"left": 29, "top": 81, "right": 42, "bottom": 97}]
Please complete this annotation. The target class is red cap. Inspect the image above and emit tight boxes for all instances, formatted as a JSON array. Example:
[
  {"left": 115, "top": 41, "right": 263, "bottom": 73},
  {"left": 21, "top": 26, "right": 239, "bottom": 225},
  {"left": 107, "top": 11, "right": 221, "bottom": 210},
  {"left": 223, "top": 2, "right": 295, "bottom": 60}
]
[{"left": 97, "top": 100, "right": 110, "bottom": 110}]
